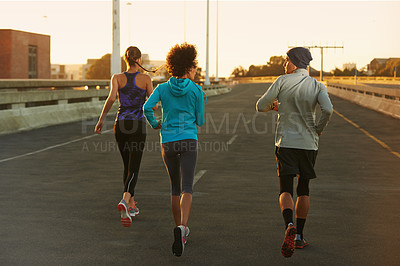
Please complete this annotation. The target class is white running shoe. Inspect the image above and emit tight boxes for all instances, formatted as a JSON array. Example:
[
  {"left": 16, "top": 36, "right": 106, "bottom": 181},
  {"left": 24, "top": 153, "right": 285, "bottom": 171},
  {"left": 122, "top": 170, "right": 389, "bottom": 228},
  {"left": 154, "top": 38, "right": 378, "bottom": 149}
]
[
  {"left": 184, "top": 226, "right": 190, "bottom": 245},
  {"left": 128, "top": 203, "right": 139, "bottom": 217},
  {"left": 117, "top": 200, "right": 132, "bottom": 227}
]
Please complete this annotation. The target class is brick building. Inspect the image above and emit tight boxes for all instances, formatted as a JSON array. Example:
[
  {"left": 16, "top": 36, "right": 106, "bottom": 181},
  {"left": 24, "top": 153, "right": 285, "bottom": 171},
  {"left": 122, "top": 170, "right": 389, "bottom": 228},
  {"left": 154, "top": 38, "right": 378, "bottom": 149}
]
[{"left": 0, "top": 29, "right": 50, "bottom": 79}]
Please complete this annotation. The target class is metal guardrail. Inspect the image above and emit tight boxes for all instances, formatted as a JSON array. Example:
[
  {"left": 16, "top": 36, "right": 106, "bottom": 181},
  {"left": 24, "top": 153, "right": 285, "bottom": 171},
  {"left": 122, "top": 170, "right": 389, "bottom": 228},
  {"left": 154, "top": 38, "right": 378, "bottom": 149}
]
[
  {"left": 0, "top": 79, "right": 231, "bottom": 135},
  {"left": 232, "top": 76, "right": 279, "bottom": 83},
  {"left": 233, "top": 76, "right": 400, "bottom": 84},
  {"left": 327, "top": 82, "right": 400, "bottom": 101},
  {"left": 0, "top": 79, "right": 110, "bottom": 90},
  {"left": 0, "top": 79, "right": 226, "bottom": 111},
  {"left": 325, "top": 76, "right": 400, "bottom": 83},
  {"left": 0, "top": 79, "right": 166, "bottom": 90},
  {"left": 0, "top": 79, "right": 166, "bottom": 110}
]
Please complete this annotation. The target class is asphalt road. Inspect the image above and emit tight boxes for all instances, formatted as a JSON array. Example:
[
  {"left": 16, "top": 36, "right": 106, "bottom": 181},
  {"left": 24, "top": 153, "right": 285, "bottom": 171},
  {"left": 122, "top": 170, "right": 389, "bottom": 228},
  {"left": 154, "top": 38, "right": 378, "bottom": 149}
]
[{"left": 1, "top": 83, "right": 399, "bottom": 265}]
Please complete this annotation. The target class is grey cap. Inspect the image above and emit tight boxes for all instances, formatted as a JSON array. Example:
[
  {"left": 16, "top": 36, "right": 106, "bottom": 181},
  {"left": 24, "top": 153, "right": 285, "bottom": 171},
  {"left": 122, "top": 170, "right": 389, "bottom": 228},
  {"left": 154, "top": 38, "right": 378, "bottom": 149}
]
[{"left": 287, "top": 47, "right": 313, "bottom": 69}]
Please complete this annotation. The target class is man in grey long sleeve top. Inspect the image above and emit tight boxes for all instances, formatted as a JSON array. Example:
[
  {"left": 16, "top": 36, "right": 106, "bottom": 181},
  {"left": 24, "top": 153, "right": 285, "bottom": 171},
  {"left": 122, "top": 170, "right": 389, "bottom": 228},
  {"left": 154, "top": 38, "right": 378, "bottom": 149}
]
[{"left": 256, "top": 47, "right": 333, "bottom": 258}]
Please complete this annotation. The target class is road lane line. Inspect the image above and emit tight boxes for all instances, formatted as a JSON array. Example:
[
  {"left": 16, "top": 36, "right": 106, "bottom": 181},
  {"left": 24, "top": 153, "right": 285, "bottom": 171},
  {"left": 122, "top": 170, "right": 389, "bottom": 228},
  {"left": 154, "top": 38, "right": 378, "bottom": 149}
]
[
  {"left": 194, "top": 170, "right": 207, "bottom": 185},
  {"left": 227, "top": 134, "right": 238, "bottom": 145},
  {"left": 334, "top": 109, "right": 400, "bottom": 159},
  {"left": 0, "top": 129, "right": 113, "bottom": 164}
]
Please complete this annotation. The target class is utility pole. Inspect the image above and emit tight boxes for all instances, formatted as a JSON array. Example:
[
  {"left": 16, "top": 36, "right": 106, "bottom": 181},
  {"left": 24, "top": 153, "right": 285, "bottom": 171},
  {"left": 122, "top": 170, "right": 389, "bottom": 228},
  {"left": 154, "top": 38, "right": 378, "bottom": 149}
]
[
  {"left": 111, "top": 0, "right": 121, "bottom": 76},
  {"left": 215, "top": 0, "right": 219, "bottom": 82},
  {"left": 126, "top": 2, "right": 132, "bottom": 45},
  {"left": 289, "top": 45, "right": 344, "bottom": 81},
  {"left": 204, "top": 0, "right": 210, "bottom": 86}
]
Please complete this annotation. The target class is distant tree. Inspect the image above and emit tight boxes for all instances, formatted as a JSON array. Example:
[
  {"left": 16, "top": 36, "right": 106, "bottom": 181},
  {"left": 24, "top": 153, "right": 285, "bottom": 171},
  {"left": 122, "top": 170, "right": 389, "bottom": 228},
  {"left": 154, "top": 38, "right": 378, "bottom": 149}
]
[
  {"left": 232, "top": 56, "right": 285, "bottom": 77},
  {"left": 265, "top": 56, "right": 285, "bottom": 76},
  {"left": 332, "top": 67, "right": 366, "bottom": 76},
  {"left": 332, "top": 67, "right": 353, "bottom": 76},
  {"left": 246, "top": 65, "right": 263, "bottom": 77},
  {"left": 267, "top": 56, "right": 285, "bottom": 67},
  {"left": 231, "top": 66, "right": 247, "bottom": 77},
  {"left": 85, "top": 54, "right": 126, "bottom": 79},
  {"left": 194, "top": 67, "right": 203, "bottom": 83}
]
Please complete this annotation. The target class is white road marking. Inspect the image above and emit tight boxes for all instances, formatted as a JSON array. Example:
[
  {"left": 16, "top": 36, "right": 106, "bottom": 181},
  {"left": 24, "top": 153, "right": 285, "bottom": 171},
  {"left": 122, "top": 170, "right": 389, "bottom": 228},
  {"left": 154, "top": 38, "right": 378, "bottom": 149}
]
[
  {"left": 0, "top": 129, "right": 113, "bottom": 164},
  {"left": 194, "top": 170, "right": 207, "bottom": 185},
  {"left": 227, "top": 134, "right": 238, "bottom": 145}
]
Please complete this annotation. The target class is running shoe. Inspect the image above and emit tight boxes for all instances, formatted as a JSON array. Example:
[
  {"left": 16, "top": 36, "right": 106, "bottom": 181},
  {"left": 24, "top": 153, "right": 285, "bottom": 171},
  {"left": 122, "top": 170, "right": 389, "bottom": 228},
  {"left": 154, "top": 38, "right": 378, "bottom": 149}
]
[
  {"left": 183, "top": 226, "right": 190, "bottom": 245},
  {"left": 117, "top": 200, "right": 132, "bottom": 227},
  {"left": 281, "top": 224, "right": 296, "bottom": 258},
  {"left": 172, "top": 225, "right": 186, "bottom": 257},
  {"left": 295, "top": 237, "right": 309, "bottom": 249},
  {"left": 128, "top": 202, "right": 140, "bottom": 217}
]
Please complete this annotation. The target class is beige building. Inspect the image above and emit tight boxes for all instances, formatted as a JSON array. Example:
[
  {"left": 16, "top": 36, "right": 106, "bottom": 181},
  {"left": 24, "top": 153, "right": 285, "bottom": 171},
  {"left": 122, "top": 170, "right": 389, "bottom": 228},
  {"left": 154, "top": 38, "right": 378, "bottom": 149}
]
[
  {"left": 342, "top": 63, "right": 356, "bottom": 70},
  {"left": 51, "top": 64, "right": 68, "bottom": 79}
]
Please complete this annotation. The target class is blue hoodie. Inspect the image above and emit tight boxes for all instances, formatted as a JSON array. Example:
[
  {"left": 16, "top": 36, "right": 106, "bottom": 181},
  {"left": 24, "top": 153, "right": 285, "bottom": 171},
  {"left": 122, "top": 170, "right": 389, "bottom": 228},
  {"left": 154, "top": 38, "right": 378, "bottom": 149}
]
[{"left": 143, "top": 77, "right": 205, "bottom": 144}]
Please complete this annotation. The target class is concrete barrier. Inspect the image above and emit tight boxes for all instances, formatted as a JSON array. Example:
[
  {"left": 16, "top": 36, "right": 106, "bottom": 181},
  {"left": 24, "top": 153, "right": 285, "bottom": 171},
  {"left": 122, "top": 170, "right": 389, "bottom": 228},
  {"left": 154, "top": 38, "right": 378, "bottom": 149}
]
[
  {"left": 327, "top": 82, "right": 400, "bottom": 119},
  {"left": 0, "top": 81, "right": 231, "bottom": 135}
]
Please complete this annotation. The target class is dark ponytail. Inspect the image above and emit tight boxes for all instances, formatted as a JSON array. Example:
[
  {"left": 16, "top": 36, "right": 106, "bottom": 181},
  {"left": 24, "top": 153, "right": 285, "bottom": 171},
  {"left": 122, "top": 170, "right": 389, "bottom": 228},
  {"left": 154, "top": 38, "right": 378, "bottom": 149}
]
[{"left": 124, "top": 46, "right": 165, "bottom": 73}]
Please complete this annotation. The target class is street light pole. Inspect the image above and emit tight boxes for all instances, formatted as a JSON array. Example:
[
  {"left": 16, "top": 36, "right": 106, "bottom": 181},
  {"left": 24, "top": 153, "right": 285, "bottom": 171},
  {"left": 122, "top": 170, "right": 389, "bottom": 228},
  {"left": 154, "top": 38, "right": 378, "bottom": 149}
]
[
  {"left": 204, "top": 0, "right": 210, "bottom": 86},
  {"left": 127, "top": 2, "right": 132, "bottom": 45},
  {"left": 111, "top": 0, "right": 121, "bottom": 76},
  {"left": 215, "top": 0, "right": 219, "bottom": 82},
  {"left": 320, "top": 47, "right": 323, "bottom": 81}
]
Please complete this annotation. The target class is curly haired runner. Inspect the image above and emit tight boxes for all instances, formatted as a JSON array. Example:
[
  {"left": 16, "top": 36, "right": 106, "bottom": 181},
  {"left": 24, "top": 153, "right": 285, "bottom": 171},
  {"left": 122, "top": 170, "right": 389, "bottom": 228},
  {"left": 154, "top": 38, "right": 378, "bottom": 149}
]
[
  {"left": 143, "top": 43, "right": 205, "bottom": 257},
  {"left": 95, "top": 46, "right": 156, "bottom": 228}
]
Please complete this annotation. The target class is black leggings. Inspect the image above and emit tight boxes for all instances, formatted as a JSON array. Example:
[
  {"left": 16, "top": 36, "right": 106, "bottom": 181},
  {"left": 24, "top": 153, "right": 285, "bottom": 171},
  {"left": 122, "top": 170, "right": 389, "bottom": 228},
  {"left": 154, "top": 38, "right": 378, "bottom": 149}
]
[
  {"left": 161, "top": 139, "right": 198, "bottom": 196},
  {"left": 279, "top": 175, "right": 310, "bottom": 197},
  {"left": 114, "top": 120, "right": 146, "bottom": 197}
]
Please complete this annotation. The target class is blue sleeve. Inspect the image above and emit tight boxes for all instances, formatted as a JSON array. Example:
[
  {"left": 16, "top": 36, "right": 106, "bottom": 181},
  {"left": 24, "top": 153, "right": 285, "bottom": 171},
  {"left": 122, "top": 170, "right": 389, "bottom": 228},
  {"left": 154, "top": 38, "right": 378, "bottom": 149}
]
[
  {"left": 143, "top": 86, "right": 161, "bottom": 128},
  {"left": 195, "top": 87, "right": 205, "bottom": 127}
]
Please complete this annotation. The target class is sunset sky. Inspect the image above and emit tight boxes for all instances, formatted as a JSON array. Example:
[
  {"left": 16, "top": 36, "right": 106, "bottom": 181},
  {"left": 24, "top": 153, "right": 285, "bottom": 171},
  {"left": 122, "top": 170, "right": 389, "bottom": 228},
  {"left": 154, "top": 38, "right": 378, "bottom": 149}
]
[{"left": 1, "top": 0, "right": 399, "bottom": 77}]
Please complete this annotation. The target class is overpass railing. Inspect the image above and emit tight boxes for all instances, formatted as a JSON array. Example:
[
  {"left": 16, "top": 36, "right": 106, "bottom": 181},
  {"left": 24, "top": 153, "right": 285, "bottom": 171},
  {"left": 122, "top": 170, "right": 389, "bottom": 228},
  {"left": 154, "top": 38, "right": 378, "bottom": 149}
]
[
  {"left": 0, "top": 79, "right": 230, "bottom": 135},
  {"left": 327, "top": 82, "right": 400, "bottom": 119}
]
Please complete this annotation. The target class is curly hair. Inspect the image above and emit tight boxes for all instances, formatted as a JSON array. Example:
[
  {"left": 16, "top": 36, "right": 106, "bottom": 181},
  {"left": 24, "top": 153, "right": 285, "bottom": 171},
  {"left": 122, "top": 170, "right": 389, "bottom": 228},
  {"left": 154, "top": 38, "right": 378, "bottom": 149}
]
[{"left": 166, "top": 43, "right": 198, "bottom": 77}]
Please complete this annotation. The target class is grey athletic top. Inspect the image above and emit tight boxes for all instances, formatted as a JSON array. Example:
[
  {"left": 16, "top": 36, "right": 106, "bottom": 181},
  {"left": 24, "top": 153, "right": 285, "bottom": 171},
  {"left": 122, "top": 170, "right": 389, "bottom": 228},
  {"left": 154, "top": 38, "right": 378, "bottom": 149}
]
[{"left": 256, "top": 68, "right": 333, "bottom": 151}]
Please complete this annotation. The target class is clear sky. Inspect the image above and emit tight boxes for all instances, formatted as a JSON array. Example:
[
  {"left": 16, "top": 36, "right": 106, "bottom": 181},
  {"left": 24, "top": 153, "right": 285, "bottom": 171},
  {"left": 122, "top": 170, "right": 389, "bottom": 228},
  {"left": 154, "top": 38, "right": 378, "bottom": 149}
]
[{"left": 1, "top": 0, "right": 399, "bottom": 77}]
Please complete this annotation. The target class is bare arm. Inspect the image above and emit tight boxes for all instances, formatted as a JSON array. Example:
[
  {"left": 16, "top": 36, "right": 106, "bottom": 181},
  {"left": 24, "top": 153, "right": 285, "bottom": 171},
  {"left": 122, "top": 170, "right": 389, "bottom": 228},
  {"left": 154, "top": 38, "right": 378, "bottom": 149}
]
[
  {"left": 94, "top": 75, "right": 119, "bottom": 134},
  {"left": 143, "top": 74, "right": 158, "bottom": 111},
  {"left": 143, "top": 87, "right": 161, "bottom": 129}
]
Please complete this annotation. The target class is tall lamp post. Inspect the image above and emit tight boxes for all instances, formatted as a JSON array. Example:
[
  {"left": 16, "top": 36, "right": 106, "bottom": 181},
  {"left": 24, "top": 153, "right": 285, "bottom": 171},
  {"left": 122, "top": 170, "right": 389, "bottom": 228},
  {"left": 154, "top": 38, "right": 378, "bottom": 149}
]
[
  {"left": 215, "top": 0, "right": 219, "bottom": 82},
  {"left": 204, "top": 0, "right": 210, "bottom": 86},
  {"left": 126, "top": 2, "right": 132, "bottom": 45},
  {"left": 111, "top": 0, "right": 121, "bottom": 76}
]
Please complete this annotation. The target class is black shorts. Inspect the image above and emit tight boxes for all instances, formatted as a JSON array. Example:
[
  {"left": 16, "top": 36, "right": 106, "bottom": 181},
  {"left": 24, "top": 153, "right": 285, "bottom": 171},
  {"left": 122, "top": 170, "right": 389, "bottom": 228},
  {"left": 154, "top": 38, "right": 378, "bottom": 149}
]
[{"left": 275, "top": 146, "right": 318, "bottom": 179}]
